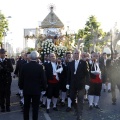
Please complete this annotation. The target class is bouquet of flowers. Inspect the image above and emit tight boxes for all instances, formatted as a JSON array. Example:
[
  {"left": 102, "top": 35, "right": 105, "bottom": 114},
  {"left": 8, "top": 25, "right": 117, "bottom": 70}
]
[
  {"left": 56, "top": 45, "right": 67, "bottom": 57},
  {"left": 40, "top": 39, "right": 57, "bottom": 55}
]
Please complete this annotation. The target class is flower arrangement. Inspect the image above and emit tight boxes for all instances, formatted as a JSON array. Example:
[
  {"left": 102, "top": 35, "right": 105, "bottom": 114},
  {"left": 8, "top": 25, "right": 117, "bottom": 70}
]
[
  {"left": 56, "top": 44, "right": 67, "bottom": 57},
  {"left": 40, "top": 39, "right": 56, "bottom": 55}
]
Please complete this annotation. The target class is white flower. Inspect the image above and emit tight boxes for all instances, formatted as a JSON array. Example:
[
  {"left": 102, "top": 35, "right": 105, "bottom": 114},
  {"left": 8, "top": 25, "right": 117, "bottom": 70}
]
[{"left": 41, "top": 52, "right": 43, "bottom": 54}]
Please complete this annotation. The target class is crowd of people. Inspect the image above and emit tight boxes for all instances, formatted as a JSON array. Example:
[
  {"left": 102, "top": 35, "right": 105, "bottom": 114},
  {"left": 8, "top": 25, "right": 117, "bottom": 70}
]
[{"left": 0, "top": 48, "right": 120, "bottom": 120}]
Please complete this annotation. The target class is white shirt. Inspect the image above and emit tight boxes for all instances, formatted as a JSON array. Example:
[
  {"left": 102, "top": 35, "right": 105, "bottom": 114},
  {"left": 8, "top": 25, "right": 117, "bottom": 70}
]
[
  {"left": 104, "top": 59, "right": 106, "bottom": 66},
  {"left": 74, "top": 60, "right": 79, "bottom": 74},
  {"left": 51, "top": 62, "right": 57, "bottom": 75},
  {"left": 0, "top": 58, "right": 5, "bottom": 62},
  {"left": 51, "top": 62, "right": 59, "bottom": 80}
]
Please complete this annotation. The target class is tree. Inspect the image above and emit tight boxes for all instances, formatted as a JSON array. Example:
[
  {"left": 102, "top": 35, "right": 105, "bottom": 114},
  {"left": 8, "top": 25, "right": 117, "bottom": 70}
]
[
  {"left": 0, "top": 11, "right": 8, "bottom": 48},
  {"left": 83, "top": 15, "right": 106, "bottom": 52}
]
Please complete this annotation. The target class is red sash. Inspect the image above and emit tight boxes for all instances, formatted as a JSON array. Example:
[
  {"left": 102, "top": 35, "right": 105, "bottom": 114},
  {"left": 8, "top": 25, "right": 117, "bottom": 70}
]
[
  {"left": 48, "top": 75, "right": 59, "bottom": 84},
  {"left": 91, "top": 74, "right": 102, "bottom": 83}
]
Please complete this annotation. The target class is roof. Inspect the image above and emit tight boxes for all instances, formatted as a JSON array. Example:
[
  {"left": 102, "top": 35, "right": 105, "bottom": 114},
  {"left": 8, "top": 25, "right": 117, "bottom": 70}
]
[{"left": 41, "top": 7, "right": 64, "bottom": 28}]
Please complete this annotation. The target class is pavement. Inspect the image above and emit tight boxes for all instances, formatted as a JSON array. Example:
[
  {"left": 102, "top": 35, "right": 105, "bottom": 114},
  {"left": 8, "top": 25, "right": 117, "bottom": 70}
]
[{"left": 0, "top": 76, "right": 120, "bottom": 120}]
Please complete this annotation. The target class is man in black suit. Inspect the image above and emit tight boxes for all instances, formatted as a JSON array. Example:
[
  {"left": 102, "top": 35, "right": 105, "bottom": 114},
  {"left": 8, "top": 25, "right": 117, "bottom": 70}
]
[
  {"left": 19, "top": 51, "right": 46, "bottom": 120},
  {"left": 14, "top": 52, "right": 27, "bottom": 96},
  {"left": 66, "top": 49, "right": 90, "bottom": 120},
  {"left": 0, "top": 49, "right": 13, "bottom": 112}
]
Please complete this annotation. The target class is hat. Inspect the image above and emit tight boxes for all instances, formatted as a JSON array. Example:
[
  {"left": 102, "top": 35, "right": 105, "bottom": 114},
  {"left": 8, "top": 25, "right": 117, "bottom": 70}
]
[{"left": 0, "top": 48, "right": 7, "bottom": 54}]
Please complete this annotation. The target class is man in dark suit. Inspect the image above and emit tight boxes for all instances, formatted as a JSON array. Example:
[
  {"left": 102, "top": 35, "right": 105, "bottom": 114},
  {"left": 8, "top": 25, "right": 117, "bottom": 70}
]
[
  {"left": 99, "top": 52, "right": 111, "bottom": 92},
  {"left": 14, "top": 52, "right": 27, "bottom": 96},
  {"left": 0, "top": 49, "right": 13, "bottom": 112},
  {"left": 19, "top": 51, "right": 46, "bottom": 120},
  {"left": 66, "top": 49, "right": 90, "bottom": 120}
]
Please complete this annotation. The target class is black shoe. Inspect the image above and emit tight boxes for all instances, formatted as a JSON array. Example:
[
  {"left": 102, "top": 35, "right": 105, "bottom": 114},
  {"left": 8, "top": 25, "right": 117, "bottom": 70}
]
[
  {"left": 89, "top": 105, "right": 93, "bottom": 110},
  {"left": 103, "top": 89, "right": 106, "bottom": 92},
  {"left": 84, "top": 98, "right": 88, "bottom": 101},
  {"left": 46, "top": 109, "right": 49, "bottom": 113},
  {"left": 6, "top": 107, "right": 10, "bottom": 112},
  {"left": 66, "top": 107, "right": 71, "bottom": 112},
  {"left": 94, "top": 105, "right": 100, "bottom": 109},
  {"left": 40, "top": 104, "right": 46, "bottom": 108},
  {"left": 53, "top": 107, "right": 58, "bottom": 111},
  {"left": 112, "top": 102, "right": 116, "bottom": 105},
  {"left": 61, "top": 102, "right": 65, "bottom": 106},
  {"left": 76, "top": 116, "right": 82, "bottom": 120},
  {"left": 16, "top": 93, "right": 20, "bottom": 96},
  {"left": 108, "top": 90, "right": 111, "bottom": 93},
  {"left": 1, "top": 109, "right": 5, "bottom": 112}
]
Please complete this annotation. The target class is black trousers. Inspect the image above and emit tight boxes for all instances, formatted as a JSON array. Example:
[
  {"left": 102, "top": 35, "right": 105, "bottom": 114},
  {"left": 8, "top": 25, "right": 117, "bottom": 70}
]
[
  {"left": 88, "top": 82, "right": 102, "bottom": 96},
  {"left": 70, "top": 88, "right": 85, "bottom": 117},
  {"left": 59, "top": 79, "right": 67, "bottom": 92},
  {"left": 47, "top": 82, "right": 59, "bottom": 99},
  {"left": 0, "top": 83, "right": 11, "bottom": 109},
  {"left": 24, "top": 94, "right": 40, "bottom": 120}
]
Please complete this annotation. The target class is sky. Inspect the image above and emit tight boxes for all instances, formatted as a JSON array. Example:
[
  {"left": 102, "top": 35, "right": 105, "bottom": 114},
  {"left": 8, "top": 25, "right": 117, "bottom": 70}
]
[{"left": 0, "top": 0, "right": 120, "bottom": 52}]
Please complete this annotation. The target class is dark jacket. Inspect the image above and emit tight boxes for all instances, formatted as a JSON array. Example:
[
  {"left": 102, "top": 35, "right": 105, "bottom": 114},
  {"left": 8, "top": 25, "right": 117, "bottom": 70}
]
[
  {"left": 19, "top": 61, "right": 47, "bottom": 95},
  {"left": 67, "top": 60, "right": 90, "bottom": 90},
  {"left": 45, "top": 62, "right": 55, "bottom": 81},
  {"left": 0, "top": 58, "right": 13, "bottom": 79}
]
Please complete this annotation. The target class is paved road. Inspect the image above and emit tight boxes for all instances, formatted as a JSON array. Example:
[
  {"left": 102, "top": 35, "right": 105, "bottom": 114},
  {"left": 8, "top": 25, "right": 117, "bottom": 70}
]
[{"left": 0, "top": 77, "right": 120, "bottom": 120}]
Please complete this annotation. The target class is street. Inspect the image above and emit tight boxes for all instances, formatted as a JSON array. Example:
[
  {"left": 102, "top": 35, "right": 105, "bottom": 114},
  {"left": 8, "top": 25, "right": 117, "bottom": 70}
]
[{"left": 0, "top": 77, "right": 120, "bottom": 120}]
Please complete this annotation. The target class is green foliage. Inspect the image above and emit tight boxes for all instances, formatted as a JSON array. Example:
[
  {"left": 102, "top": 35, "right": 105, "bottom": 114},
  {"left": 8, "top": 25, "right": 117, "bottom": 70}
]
[
  {"left": 0, "top": 12, "right": 8, "bottom": 42},
  {"left": 76, "top": 15, "right": 106, "bottom": 51},
  {"left": 76, "top": 29, "right": 85, "bottom": 39},
  {"left": 85, "top": 15, "right": 100, "bottom": 30},
  {"left": 84, "top": 34, "right": 93, "bottom": 52},
  {"left": 27, "top": 48, "right": 35, "bottom": 52}
]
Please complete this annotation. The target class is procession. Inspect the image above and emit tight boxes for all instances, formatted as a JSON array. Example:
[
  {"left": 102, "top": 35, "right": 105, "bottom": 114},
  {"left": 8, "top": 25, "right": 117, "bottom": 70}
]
[{"left": 0, "top": 0, "right": 120, "bottom": 120}]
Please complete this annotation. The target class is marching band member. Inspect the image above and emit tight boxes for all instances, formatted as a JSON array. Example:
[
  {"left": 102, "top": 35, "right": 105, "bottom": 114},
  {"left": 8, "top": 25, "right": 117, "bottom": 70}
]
[
  {"left": 88, "top": 52, "right": 102, "bottom": 110},
  {"left": 45, "top": 53, "right": 63, "bottom": 113}
]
